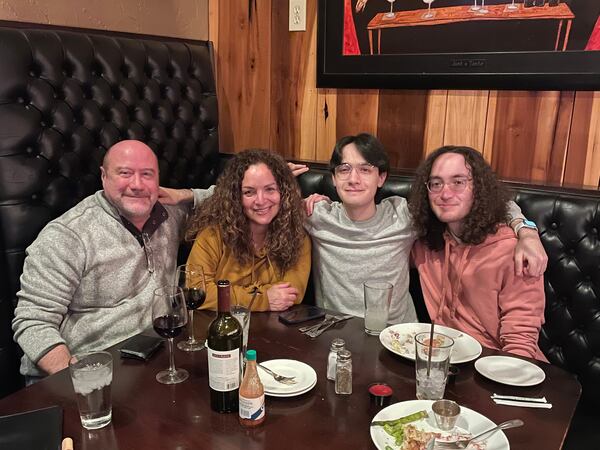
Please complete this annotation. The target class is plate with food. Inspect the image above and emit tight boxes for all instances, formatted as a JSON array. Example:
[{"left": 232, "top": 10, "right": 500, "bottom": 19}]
[
  {"left": 370, "top": 399, "right": 509, "bottom": 450},
  {"left": 379, "top": 323, "right": 482, "bottom": 364}
]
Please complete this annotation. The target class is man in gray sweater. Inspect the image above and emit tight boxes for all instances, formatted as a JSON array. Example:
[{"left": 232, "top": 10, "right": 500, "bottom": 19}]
[{"left": 12, "top": 140, "right": 211, "bottom": 380}]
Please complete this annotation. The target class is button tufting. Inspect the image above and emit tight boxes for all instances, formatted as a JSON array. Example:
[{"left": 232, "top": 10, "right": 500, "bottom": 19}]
[{"left": 551, "top": 222, "right": 558, "bottom": 229}]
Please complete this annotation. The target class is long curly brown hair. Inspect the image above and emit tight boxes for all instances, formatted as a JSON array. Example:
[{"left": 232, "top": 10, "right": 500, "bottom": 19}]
[
  {"left": 408, "top": 146, "right": 510, "bottom": 251},
  {"left": 185, "top": 149, "right": 306, "bottom": 273}
]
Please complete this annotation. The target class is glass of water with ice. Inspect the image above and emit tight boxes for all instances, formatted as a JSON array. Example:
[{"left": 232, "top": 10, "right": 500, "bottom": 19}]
[
  {"left": 231, "top": 304, "right": 250, "bottom": 356},
  {"left": 414, "top": 332, "right": 454, "bottom": 400},
  {"left": 363, "top": 281, "right": 393, "bottom": 335},
  {"left": 69, "top": 351, "right": 113, "bottom": 429}
]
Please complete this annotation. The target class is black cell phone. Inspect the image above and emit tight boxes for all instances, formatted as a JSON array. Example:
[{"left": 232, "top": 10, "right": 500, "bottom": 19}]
[
  {"left": 278, "top": 306, "right": 325, "bottom": 325},
  {"left": 119, "top": 334, "right": 163, "bottom": 361}
]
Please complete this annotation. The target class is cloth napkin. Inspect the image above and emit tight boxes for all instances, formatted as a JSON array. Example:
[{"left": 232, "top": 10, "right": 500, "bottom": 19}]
[{"left": 491, "top": 394, "right": 552, "bottom": 409}]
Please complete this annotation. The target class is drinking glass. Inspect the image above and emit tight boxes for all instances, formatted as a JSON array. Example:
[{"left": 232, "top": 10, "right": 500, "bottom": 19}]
[
  {"left": 363, "top": 281, "right": 393, "bottom": 335},
  {"left": 231, "top": 304, "right": 251, "bottom": 359},
  {"left": 175, "top": 264, "right": 207, "bottom": 352},
  {"left": 470, "top": 0, "right": 480, "bottom": 12},
  {"left": 152, "top": 285, "right": 188, "bottom": 384},
  {"left": 414, "top": 332, "right": 454, "bottom": 400},
  {"left": 422, "top": 0, "right": 436, "bottom": 19},
  {"left": 69, "top": 351, "right": 113, "bottom": 429},
  {"left": 507, "top": 0, "right": 518, "bottom": 11},
  {"left": 385, "top": 0, "right": 396, "bottom": 19}
]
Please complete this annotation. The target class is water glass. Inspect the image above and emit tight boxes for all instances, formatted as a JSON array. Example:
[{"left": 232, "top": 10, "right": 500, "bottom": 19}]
[
  {"left": 414, "top": 332, "right": 454, "bottom": 400},
  {"left": 231, "top": 304, "right": 251, "bottom": 356},
  {"left": 69, "top": 351, "right": 113, "bottom": 430},
  {"left": 363, "top": 281, "right": 393, "bottom": 335}
]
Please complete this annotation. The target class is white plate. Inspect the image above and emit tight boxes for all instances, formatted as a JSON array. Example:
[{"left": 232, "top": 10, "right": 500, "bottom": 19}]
[
  {"left": 258, "top": 359, "right": 317, "bottom": 397},
  {"left": 370, "top": 399, "right": 510, "bottom": 450},
  {"left": 379, "top": 323, "right": 483, "bottom": 364},
  {"left": 475, "top": 356, "right": 546, "bottom": 387}
]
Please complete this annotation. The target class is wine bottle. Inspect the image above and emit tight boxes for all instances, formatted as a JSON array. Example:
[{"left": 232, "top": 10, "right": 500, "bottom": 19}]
[
  {"left": 239, "top": 349, "right": 265, "bottom": 427},
  {"left": 207, "top": 279, "right": 243, "bottom": 413}
]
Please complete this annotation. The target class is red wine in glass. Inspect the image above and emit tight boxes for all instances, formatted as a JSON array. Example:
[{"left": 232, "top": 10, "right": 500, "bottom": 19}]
[
  {"left": 153, "top": 315, "right": 186, "bottom": 339},
  {"left": 176, "top": 264, "right": 207, "bottom": 352},
  {"left": 152, "top": 285, "right": 188, "bottom": 384},
  {"left": 182, "top": 287, "right": 206, "bottom": 310}
]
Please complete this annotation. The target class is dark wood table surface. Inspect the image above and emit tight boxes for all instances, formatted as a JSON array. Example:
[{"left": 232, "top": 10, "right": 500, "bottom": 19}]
[{"left": 0, "top": 311, "right": 581, "bottom": 450}]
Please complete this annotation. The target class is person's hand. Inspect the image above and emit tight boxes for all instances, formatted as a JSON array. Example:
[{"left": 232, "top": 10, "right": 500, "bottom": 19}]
[
  {"left": 356, "top": 0, "right": 369, "bottom": 12},
  {"left": 514, "top": 228, "right": 548, "bottom": 277},
  {"left": 266, "top": 283, "right": 298, "bottom": 311},
  {"left": 304, "top": 193, "right": 331, "bottom": 216},
  {"left": 37, "top": 344, "right": 71, "bottom": 375},
  {"left": 158, "top": 187, "right": 193, "bottom": 205},
  {"left": 287, "top": 162, "right": 309, "bottom": 177}
]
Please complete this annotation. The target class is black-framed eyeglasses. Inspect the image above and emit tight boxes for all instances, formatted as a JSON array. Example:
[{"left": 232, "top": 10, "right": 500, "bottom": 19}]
[
  {"left": 334, "top": 163, "right": 376, "bottom": 179},
  {"left": 426, "top": 177, "right": 472, "bottom": 194}
]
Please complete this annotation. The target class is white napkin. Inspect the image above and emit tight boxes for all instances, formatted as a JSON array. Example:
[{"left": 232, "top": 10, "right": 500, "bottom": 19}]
[{"left": 493, "top": 399, "right": 553, "bottom": 409}]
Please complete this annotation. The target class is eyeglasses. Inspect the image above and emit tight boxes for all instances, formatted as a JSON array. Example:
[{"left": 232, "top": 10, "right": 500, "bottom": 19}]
[
  {"left": 334, "top": 163, "right": 377, "bottom": 179},
  {"left": 426, "top": 177, "right": 472, "bottom": 194}
]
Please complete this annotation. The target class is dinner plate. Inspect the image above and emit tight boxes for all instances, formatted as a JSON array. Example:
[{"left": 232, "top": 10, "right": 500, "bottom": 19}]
[
  {"left": 258, "top": 359, "right": 317, "bottom": 397},
  {"left": 379, "top": 323, "right": 483, "bottom": 364},
  {"left": 475, "top": 355, "right": 546, "bottom": 387},
  {"left": 370, "top": 399, "right": 510, "bottom": 450}
]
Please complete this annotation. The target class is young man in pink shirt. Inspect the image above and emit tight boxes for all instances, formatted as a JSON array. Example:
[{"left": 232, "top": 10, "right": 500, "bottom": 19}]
[{"left": 409, "top": 146, "right": 547, "bottom": 361}]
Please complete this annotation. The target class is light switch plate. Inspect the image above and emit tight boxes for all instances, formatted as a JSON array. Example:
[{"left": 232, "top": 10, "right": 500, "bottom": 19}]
[{"left": 289, "top": 0, "right": 306, "bottom": 32}]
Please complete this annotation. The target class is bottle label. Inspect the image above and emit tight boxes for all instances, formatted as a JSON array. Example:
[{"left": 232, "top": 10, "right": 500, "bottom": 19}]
[
  {"left": 207, "top": 345, "right": 240, "bottom": 392},
  {"left": 239, "top": 394, "right": 265, "bottom": 420}
]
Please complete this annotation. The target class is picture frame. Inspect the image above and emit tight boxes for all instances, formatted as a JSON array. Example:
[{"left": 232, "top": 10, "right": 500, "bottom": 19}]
[{"left": 317, "top": 0, "right": 600, "bottom": 90}]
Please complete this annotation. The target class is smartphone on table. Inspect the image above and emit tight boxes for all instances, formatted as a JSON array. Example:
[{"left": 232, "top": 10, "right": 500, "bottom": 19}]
[{"left": 278, "top": 305, "right": 325, "bottom": 325}]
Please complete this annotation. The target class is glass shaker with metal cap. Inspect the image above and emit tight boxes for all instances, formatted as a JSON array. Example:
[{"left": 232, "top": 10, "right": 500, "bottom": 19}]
[
  {"left": 327, "top": 338, "right": 345, "bottom": 381},
  {"left": 335, "top": 349, "right": 352, "bottom": 395}
]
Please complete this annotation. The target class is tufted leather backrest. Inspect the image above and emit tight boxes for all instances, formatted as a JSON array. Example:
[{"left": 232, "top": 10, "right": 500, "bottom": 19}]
[
  {"left": 297, "top": 164, "right": 600, "bottom": 408},
  {"left": 0, "top": 24, "right": 220, "bottom": 397}
]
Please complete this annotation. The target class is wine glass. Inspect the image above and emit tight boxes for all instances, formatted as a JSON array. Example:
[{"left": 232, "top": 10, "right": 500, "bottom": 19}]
[
  {"left": 422, "top": 0, "right": 436, "bottom": 19},
  {"left": 507, "top": 0, "right": 518, "bottom": 10},
  {"left": 470, "top": 0, "right": 480, "bottom": 12},
  {"left": 479, "top": 0, "right": 489, "bottom": 14},
  {"left": 385, "top": 0, "right": 396, "bottom": 19},
  {"left": 152, "top": 285, "right": 188, "bottom": 384},
  {"left": 175, "top": 264, "right": 207, "bottom": 352}
]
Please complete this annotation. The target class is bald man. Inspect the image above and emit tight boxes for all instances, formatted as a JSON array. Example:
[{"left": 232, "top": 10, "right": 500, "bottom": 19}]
[{"left": 12, "top": 140, "right": 213, "bottom": 380}]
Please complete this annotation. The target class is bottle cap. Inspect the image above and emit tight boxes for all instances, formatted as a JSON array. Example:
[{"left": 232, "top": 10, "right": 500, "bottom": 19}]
[
  {"left": 246, "top": 349, "right": 257, "bottom": 361},
  {"left": 368, "top": 382, "right": 393, "bottom": 407}
]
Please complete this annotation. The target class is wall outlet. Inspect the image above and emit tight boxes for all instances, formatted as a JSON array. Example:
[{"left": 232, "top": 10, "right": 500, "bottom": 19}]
[{"left": 289, "top": 0, "right": 306, "bottom": 32}]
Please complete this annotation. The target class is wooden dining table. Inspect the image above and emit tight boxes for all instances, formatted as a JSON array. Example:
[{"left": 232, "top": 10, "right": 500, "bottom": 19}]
[{"left": 0, "top": 310, "right": 581, "bottom": 449}]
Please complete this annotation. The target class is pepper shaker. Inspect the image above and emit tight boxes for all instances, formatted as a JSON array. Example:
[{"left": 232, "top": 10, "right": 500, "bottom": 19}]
[
  {"left": 327, "top": 338, "right": 345, "bottom": 381},
  {"left": 335, "top": 350, "right": 352, "bottom": 395}
]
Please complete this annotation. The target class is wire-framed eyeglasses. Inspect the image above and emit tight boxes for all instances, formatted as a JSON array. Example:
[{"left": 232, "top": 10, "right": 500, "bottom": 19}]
[
  {"left": 334, "top": 163, "right": 377, "bottom": 179},
  {"left": 426, "top": 177, "right": 472, "bottom": 194}
]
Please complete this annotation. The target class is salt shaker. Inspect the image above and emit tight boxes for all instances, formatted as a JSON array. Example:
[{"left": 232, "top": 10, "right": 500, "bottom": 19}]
[
  {"left": 327, "top": 338, "right": 345, "bottom": 381},
  {"left": 335, "top": 349, "right": 352, "bottom": 395}
]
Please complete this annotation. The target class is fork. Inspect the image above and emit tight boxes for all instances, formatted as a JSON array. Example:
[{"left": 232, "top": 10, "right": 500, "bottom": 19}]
[
  {"left": 298, "top": 314, "right": 335, "bottom": 333},
  {"left": 257, "top": 363, "right": 297, "bottom": 385},
  {"left": 305, "top": 314, "right": 354, "bottom": 338},
  {"left": 433, "top": 419, "right": 524, "bottom": 449}
]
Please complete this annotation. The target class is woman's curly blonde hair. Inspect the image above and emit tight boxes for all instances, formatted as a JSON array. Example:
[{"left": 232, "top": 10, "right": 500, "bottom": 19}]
[
  {"left": 185, "top": 149, "right": 307, "bottom": 273},
  {"left": 408, "top": 146, "right": 510, "bottom": 251}
]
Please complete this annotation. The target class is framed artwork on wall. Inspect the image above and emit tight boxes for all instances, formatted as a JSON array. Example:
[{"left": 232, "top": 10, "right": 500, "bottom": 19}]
[{"left": 317, "top": 0, "right": 600, "bottom": 90}]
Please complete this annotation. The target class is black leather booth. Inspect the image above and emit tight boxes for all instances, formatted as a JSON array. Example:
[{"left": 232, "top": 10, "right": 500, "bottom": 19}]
[
  {"left": 297, "top": 164, "right": 600, "bottom": 447},
  {"left": 0, "top": 23, "right": 220, "bottom": 397}
]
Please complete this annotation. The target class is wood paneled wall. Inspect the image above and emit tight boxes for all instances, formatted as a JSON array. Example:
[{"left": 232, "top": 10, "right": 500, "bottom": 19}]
[{"left": 209, "top": 0, "right": 599, "bottom": 189}]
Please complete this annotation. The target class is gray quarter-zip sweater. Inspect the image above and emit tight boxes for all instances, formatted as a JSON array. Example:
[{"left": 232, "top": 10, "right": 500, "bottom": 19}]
[{"left": 12, "top": 188, "right": 211, "bottom": 377}]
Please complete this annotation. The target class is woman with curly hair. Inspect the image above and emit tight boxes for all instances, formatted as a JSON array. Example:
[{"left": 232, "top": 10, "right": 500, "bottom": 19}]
[
  {"left": 186, "top": 149, "right": 311, "bottom": 312},
  {"left": 409, "top": 146, "right": 547, "bottom": 361}
]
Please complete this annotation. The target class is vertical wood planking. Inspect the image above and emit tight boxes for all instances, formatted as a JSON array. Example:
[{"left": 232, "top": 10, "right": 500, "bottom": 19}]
[
  {"left": 423, "top": 90, "right": 448, "bottom": 155},
  {"left": 315, "top": 89, "right": 338, "bottom": 161},
  {"left": 443, "top": 90, "right": 489, "bottom": 150},
  {"left": 334, "top": 89, "right": 379, "bottom": 139},
  {"left": 214, "top": 0, "right": 271, "bottom": 153},
  {"left": 270, "top": 0, "right": 318, "bottom": 159},
  {"left": 377, "top": 90, "right": 428, "bottom": 169}
]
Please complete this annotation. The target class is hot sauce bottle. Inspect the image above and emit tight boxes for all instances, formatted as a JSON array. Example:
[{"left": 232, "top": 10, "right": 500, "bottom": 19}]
[{"left": 238, "top": 349, "right": 265, "bottom": 427}]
